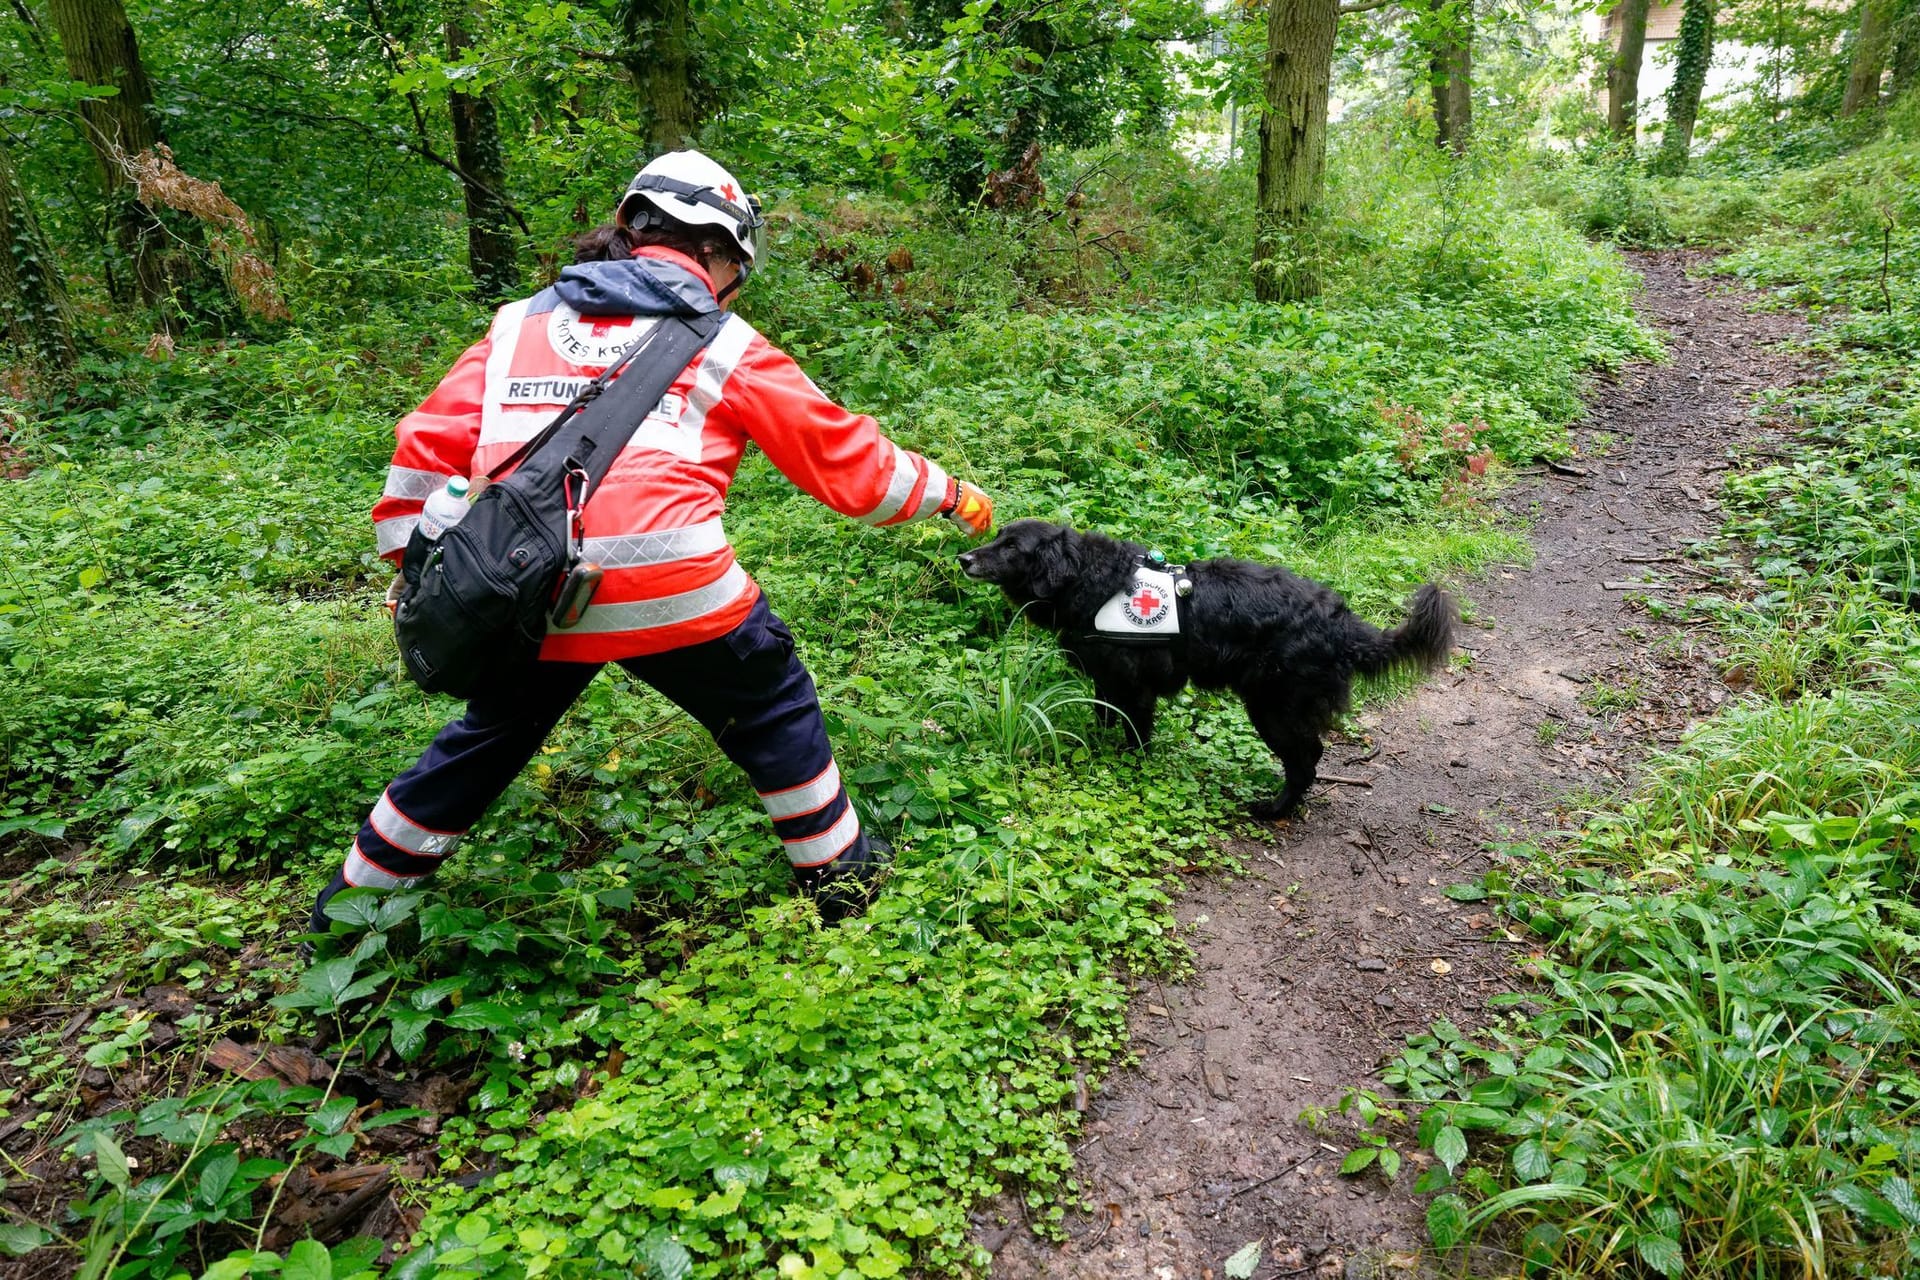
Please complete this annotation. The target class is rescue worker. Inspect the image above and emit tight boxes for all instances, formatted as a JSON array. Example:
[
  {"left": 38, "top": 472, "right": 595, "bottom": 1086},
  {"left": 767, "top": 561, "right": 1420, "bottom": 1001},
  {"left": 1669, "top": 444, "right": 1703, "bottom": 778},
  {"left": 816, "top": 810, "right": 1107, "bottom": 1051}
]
[{"left": 305, "top": 150, "right": 993, "bottom": 944}]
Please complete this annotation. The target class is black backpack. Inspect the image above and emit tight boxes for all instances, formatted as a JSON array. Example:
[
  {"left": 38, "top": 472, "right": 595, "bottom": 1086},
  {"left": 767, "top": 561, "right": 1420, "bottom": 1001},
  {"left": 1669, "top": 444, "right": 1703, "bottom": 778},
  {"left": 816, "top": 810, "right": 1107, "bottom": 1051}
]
[{"left": 391, "top": 310, "right": 724, "bottom": 699}]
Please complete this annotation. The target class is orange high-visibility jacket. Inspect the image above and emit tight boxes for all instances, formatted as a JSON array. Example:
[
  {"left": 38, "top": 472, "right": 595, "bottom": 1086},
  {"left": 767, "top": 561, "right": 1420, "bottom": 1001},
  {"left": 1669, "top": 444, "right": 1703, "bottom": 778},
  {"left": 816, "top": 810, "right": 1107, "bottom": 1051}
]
[{"left": 371, "top": 247, "right": 954, "bottom": 662}]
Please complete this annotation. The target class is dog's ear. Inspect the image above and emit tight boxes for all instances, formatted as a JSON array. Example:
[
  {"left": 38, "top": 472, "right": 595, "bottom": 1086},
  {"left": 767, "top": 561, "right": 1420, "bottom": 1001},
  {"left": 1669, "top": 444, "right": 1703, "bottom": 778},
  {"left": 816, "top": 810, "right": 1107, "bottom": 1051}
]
[{"left": 1025, "top": 528, "right": 1083, "bottom": 601}]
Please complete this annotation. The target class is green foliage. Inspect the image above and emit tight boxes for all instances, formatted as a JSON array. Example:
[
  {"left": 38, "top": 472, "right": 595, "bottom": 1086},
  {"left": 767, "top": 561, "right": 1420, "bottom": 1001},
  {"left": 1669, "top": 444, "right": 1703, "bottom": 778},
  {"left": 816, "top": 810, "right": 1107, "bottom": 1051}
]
[{"left": 1395, "top": 132, "right": 1920, "bottom": 1276}]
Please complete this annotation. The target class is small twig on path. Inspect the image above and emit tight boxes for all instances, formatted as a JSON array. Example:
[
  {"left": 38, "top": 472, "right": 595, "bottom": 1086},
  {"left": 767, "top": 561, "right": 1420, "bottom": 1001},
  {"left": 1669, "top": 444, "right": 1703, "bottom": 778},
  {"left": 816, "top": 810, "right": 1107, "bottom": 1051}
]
[
  {"left": 1317, "top": 774, "right": 1373, "bottom": 788},
  {"left": 1544, "top": 460, "right": 1589, "bottom": 477},
  {"left": 1226, "top": 1150, "right": 1319, "bottom": 1201}
]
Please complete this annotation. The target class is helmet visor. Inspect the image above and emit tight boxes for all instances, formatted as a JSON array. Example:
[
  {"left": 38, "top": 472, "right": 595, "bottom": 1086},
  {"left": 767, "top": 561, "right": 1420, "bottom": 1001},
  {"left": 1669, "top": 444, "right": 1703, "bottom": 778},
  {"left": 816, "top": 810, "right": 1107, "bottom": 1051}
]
[{"left": 743, "top": 194, "right": 767, "bottom": 274}]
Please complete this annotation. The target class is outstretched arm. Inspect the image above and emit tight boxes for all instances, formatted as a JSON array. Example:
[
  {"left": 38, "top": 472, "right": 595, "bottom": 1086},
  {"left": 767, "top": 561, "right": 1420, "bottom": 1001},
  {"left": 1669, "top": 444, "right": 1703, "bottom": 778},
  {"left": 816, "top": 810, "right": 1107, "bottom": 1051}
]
[{"left": 728, "top": 338, "right": 992, "bottom": 534}]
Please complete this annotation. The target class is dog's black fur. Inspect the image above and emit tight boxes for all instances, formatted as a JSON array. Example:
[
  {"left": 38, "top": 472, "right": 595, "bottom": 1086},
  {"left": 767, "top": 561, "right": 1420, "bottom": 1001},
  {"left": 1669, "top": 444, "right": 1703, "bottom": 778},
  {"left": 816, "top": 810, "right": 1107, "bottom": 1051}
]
[{"left": 958, "top": 519, "right": 1456, "bottom": 817}]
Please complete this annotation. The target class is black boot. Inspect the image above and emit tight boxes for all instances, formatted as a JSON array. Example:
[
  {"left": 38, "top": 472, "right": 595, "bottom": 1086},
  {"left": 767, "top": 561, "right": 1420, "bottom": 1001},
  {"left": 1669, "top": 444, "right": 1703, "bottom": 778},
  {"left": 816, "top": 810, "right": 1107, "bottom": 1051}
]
[
  {"left": 796, "top": 837, "right": 892, "bottom": 924},
  {"left": 295, "top": 871, "right": 349, "bottom": 964}
]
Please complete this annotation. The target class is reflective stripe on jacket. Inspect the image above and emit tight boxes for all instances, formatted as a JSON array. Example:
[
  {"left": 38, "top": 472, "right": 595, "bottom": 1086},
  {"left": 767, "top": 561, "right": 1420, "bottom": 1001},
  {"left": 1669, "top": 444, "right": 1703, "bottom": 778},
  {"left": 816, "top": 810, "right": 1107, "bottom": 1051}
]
[{"left": 370, "top": 247, "right": 952, "bottom": 662}]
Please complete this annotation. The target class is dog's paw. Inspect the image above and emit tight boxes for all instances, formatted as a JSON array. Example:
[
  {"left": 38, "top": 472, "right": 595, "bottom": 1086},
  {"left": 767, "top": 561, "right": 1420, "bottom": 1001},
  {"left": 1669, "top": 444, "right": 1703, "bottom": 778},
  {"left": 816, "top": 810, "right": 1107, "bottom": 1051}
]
[{"left": 1248, "top": 796, "right": 1302, "bottom": 822}]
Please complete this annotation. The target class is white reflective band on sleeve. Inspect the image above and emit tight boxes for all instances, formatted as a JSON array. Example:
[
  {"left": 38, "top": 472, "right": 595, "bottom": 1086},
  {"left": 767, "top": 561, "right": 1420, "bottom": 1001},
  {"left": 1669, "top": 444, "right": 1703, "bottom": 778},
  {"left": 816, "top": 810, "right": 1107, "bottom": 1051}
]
[
  {"left": 674, "top": 316, "right": 757, "bottom": 441},
  {"left": 383, "top": 466, "right": 448, "bottom": 500},
  {"left": 369, "top": 790, "right": 464, "bottom": 856},
  {"left": 579, "top": 518, "right": 728, "bottom": 569},
  {"left": 760, "top": 761, "right": 841, "bottom": 820},
  {"left": 859, "top": 448, "right": 922, "bottom": 526},
  {"left": 566, "top": 563, "right": 751, "bottom": 635},
  {"left": 477, "top": 298, "right": 532, "bottom": 447},
  {"left": 376, "top": 515, "right": 421, "bottom": 555},
  {"left": 345, "top": 847, "right": 427, "bottom": 891},
  {"left": 910, "top": 461, "right": 951, "bottom": 521},
  {"left": 783, "top": 806, "right": 862, "bottom": 868}
]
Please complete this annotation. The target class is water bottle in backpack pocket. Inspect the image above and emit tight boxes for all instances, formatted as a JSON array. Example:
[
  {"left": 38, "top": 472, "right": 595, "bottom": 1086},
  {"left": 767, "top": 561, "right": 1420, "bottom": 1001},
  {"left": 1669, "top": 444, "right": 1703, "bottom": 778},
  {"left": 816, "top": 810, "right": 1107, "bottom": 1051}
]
[{"left": 418, "top": 476, "right": 472, "bottom": 540}]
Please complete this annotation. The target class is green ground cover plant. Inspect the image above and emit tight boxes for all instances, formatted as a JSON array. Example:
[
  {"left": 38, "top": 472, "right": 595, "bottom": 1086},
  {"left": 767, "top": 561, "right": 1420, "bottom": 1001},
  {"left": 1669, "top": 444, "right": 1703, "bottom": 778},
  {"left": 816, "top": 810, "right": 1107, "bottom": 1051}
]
[
  {"left": 1, "top": 143, "right": 1649, "bottom": 1276},
  {"left": 1395, "top": 121, "right": 1920, "bottom": 1277}
]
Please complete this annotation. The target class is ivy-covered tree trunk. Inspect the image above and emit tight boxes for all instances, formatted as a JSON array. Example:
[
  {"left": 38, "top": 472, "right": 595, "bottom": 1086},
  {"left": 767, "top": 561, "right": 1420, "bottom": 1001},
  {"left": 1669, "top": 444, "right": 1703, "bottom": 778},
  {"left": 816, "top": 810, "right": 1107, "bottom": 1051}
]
[
  {"left": 1894, "top": 0, "right": 1920, "bottom": 100},
  {"left": 1426, "top": 0, "right": 1473, "bottom": 155},
  {"left": 445, "top": 18, "right": 520, "bottom": 305},
  {"left": 1254, "top": 0, "right": 1337, "bottom": 303},
  {"left": 1606, "top": 0, "right": 1652, "bottom": 139},
  {"left": 1843, "top": 0, "right": 1896, "bottom": 114},
  {"left": 0, "top": 140, "right": 78, "bottom": 377},
  {"left": 621, "top": 0, "right": 696, "bottom": 151},
  {"left": 1653, "top": 0, "right": 1715, "bottom": 175}
]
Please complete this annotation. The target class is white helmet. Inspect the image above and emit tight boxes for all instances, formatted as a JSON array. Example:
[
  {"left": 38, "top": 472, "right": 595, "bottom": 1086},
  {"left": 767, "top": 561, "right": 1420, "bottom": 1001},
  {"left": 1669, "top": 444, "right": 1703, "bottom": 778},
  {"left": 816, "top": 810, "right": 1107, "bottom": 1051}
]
[{"left": 616, "top": 150, "right": 765, "bottom": 276}]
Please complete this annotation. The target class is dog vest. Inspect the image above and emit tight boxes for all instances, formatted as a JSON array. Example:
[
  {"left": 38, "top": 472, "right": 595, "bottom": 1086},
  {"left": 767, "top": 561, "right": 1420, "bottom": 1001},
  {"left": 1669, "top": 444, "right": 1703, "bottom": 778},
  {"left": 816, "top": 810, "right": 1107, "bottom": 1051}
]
[{"left": 1090, "top": 552, "right": 1190, "bottom": 644}]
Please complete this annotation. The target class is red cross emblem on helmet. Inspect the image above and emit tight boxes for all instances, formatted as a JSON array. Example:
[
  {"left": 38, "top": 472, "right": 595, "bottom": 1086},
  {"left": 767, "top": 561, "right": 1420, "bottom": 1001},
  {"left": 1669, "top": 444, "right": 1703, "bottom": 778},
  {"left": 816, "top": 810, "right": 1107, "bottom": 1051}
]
[{"left": 719, "top": 183, "right": 740, "bottom": 203}]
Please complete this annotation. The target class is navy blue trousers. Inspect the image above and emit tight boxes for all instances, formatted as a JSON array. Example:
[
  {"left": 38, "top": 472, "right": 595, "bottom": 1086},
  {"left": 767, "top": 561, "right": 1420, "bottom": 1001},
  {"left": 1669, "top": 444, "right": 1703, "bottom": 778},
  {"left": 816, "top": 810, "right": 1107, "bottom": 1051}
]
[{"left": 339, "top": 596, "right": 866, "bottom": 890}]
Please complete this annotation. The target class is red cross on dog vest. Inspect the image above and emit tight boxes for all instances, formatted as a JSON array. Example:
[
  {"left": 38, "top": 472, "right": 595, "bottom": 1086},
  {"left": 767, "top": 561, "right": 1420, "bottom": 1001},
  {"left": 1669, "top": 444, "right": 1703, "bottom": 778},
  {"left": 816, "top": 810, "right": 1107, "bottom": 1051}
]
[{"left": 1093, "top": 559, "right": 1185, "bottom": 641}]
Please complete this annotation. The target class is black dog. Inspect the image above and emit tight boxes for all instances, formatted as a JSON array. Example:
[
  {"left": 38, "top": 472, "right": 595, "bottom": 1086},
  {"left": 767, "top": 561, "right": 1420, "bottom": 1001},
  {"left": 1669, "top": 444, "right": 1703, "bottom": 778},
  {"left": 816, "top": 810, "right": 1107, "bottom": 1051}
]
[{"left": 957, "top": 519, "right": 1456, "bottom": 817}]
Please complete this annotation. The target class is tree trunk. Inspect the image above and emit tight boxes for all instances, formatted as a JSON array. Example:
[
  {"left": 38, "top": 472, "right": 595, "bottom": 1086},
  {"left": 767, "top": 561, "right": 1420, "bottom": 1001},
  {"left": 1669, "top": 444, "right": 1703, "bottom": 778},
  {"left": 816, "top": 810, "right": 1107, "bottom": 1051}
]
[
  {"left": 445, "top": 18, "right": 520, "bottom": 305},
  {"left": 47, "top": 0, "right": 162, "bottom": 305},
  {"left": 622, "top": 0, "right": 696, "bottom": 152},
  {"left": 1606, "top": 0, "right": 1652, "bottom": 139},
  {"left": 1843, "top": 0, "right": 1896, "bottom": 114},
  {"left": 0, "top": 140, "right": 78, "bottom": 377},
  {"left": 46, "top": 0, "right": 222, "bottom": 326},
  {"left": 1427, "top": 0, "right": 1473, "bottom": 155},
  {"left": 1653, "top": 0, "right": 1715, "bottom": 175},
  {"left": 1254, "top": 0, "right": 1338, "bottom": 303}
]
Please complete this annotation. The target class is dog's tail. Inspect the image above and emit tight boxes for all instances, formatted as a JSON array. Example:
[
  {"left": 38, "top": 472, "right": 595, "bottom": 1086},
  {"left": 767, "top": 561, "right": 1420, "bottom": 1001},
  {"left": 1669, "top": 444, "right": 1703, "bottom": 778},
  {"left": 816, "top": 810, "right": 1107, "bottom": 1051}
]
[{"left": 1354, "top": 584, "right": 1456, "bottom": 678}]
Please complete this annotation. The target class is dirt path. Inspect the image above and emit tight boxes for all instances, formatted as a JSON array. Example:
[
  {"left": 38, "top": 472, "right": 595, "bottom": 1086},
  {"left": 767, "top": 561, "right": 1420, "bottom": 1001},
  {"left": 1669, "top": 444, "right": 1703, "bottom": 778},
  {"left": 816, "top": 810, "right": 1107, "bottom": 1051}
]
[{"left": 980, "top": 252, "right": 1812, "bottom": 1279}]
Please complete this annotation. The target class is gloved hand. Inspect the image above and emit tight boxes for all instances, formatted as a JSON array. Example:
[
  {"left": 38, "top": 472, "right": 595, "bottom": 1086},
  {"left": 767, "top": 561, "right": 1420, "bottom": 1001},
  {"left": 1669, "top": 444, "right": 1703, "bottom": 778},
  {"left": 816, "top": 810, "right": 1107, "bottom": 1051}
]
[{"left": 939, "top": 478, "right": 994, "bottom": 537}]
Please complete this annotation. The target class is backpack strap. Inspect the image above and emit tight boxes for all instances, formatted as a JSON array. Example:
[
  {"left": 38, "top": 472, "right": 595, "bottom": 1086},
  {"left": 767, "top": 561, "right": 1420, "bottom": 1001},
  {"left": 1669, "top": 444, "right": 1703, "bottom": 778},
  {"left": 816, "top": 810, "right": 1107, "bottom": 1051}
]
[{"left": 483, "top": 311, "right": 726, "bottom": 486}]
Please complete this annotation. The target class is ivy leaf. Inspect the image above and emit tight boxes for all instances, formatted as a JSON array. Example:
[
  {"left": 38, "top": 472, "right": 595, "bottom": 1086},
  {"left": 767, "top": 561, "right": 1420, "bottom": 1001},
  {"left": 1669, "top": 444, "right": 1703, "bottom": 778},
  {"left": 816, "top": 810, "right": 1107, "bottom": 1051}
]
[
  {"left": 1433, "top": 1124, "right": 1468, "bottom": 1173},
  {"left": 1635, "top": 1234, "right": 1684, "bottom": 1278},
  {"left": 1223, "top": 1240, "right": 1262, "bottom": 1279},
  {"left": 1426, "top": 1194, "right": 1469, "bottom": 1250},
  {"left": 1338, "top": 1146, "right": 1379, "bottom": 1175},
  {"left": 1443, "top": 882, "right": 1487, "bottom": 901}
]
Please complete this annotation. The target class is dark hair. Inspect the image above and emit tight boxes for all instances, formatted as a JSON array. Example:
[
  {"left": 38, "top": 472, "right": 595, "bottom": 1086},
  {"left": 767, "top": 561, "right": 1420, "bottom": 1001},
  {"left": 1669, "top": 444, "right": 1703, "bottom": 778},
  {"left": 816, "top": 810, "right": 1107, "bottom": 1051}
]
[{"left": 572, "top": 220, "right": 741, "bottom": 270}]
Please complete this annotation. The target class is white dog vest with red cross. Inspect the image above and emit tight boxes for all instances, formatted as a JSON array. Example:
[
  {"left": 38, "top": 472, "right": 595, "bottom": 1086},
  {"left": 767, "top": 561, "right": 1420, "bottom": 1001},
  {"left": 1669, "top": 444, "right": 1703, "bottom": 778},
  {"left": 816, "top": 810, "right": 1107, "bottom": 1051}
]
[{"left": 1092, "top": 557, "right": 1188, "bottom": 641}]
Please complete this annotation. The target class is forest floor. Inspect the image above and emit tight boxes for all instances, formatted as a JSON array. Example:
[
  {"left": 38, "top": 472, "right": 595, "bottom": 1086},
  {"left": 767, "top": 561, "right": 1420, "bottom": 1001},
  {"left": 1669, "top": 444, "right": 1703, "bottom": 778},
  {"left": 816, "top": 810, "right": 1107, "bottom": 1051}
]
[{"left": 979, "top": 252, "right": 1814, "bottom": 1279}]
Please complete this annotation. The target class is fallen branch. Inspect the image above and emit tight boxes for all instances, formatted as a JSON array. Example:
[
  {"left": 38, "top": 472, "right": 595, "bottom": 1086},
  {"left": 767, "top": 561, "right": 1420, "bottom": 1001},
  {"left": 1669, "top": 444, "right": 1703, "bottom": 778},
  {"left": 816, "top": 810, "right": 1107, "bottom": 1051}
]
[
  {"left": 1317, "top": 773, "right": 1373, "bottom": 788},
  {"left": 1545, "top": 460, "right": 1590, "bottom": 478}
]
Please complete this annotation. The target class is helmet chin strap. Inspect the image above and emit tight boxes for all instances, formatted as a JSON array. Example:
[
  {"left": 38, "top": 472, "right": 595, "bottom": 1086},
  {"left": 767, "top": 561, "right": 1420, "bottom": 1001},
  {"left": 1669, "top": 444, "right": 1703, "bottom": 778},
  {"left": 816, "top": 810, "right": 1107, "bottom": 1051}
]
[{"left": 713, "top": 259, "right": 749, "bottom": 305}]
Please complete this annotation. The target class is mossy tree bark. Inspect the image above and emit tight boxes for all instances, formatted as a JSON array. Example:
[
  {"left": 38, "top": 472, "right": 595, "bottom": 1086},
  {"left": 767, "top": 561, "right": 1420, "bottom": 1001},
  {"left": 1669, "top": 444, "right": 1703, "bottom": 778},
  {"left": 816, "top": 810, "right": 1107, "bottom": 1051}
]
[
  {"left": 1653, "top": 0, "right": 1715, "bottom": 175},
  {"left": 1425, "top": 0, "right": 1473, "bottom": 154},
  {"left": 445, "top": 18, "right": 520, "bottom": 306},
  {"left": 1606, "top": 0, "right": 1652, "bottom": 139},
  {"left": 620, "top": 0, "right": 697, "bottom": 151},
  {"left": 1843, "top": 0, "right": 1896, "bottom": 114},
  {"left": 0, "top": 140, "right": 78, "bottom": 378},
  {"left": 1254, "top": 0, "right": 1337, "bottom": 303}
]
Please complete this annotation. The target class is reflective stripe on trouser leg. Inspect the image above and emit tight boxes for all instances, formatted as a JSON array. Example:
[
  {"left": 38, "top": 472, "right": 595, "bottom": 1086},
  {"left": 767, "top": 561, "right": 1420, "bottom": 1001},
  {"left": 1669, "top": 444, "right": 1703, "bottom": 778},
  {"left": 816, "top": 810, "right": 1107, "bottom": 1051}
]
[
  {"left": 341, "top": 658, "right": 603, "bottom": 890},
  {"left": 621, "top": 595, "right": 866, "bottom": 872}
]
